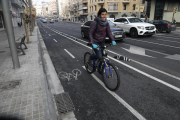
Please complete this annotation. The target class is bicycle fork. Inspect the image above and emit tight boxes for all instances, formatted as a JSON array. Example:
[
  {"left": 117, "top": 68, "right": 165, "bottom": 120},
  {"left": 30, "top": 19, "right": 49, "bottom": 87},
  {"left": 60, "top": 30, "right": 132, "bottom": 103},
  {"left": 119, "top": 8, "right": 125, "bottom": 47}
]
[{"left": 104, "top": 61, "right": 112, "bottom": 78}]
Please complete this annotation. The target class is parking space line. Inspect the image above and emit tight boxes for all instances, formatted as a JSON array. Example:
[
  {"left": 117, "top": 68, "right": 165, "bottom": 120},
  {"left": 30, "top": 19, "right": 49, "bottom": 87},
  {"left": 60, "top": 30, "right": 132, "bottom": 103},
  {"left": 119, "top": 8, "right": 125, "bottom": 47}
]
[
  {"left": 64, "top": 49, "right": 75, "bottom": 58},
  {"left": 82, "top": 66, "right": 146, "bottom": 120}
]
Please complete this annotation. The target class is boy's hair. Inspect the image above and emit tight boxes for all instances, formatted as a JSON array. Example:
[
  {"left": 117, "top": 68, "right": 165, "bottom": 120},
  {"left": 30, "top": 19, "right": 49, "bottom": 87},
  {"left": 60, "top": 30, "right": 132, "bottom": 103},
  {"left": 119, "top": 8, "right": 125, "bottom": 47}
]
[{"left": 97, "top": 8, "right": 107, "bottom": 17}]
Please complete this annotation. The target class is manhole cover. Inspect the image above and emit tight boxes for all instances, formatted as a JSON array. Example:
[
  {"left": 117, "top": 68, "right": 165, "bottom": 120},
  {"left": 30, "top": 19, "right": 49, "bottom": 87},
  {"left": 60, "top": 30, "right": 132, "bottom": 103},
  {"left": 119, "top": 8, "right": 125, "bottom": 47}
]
[
  {"left": 55, "top": 92, "right": 75, "bottom": 114},
  {"left": 0, "top": 80, "right": 22, "bottom": 91},
  {"left": 0, "top": 51, "right": 6, "bottom": 53}
]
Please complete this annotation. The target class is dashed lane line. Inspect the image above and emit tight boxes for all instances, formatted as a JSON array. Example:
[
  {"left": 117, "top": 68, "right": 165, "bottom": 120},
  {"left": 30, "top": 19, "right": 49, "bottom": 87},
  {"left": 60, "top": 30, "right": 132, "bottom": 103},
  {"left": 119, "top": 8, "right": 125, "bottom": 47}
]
[
  {"left": 53, "top": 39, "right": 57, "bottom": 42},
  {"left": 64, "top": 49, "right": 75, "bottom": 58},
  {"left": 82, "top": 66, "right": 146, "bottom": 120}
]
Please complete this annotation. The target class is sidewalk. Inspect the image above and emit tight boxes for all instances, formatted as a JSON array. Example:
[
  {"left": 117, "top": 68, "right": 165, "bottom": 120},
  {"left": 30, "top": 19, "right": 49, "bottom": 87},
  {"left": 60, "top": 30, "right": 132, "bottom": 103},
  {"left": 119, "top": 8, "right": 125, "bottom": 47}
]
[
  {"left": 0, "top": 26, "right": 54, "bottom": 120},
  {"left": 0, "top": 23, "right": 77, "bottom": 120}
]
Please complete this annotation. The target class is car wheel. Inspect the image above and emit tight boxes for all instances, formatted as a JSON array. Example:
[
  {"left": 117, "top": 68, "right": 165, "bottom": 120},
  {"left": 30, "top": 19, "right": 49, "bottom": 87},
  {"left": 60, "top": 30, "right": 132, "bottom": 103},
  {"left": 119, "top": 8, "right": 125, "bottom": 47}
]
[
  {"left": 157, "top": 27, "right": 163, "bottom": 33},
  {"left": 81, "top": 31, "right": 85, "bottom": 38},
  {"left": 130, "top": 28, "right": 138, "bottom": 38},
  {"left": 166, "top": 30, "right": 171, "bottom": 33}
]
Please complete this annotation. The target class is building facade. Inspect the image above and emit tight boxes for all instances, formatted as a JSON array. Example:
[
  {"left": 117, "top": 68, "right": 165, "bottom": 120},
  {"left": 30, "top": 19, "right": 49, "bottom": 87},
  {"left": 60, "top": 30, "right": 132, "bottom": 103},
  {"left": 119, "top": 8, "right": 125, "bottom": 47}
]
[
  {"left": 146, "top": 0, "right": 180, "bottom": 26},
  {"left": 88, "top": 0, "right": 146, "bottom": 21},
  {"left": 68, "top": 0, "right": 88, "bottom": 22},
  {"left": 49, "top": 0, "right": 58, "bottom": 17},
  {"left": 34, "top": 4, "right": 42, "bottom": 17}
]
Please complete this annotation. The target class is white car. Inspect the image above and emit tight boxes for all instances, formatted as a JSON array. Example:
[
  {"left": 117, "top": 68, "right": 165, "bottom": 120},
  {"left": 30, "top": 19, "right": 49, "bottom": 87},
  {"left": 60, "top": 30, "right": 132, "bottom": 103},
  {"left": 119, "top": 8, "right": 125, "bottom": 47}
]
[{"left": 113, "top": 17, "right": 156, "bottom": 37}]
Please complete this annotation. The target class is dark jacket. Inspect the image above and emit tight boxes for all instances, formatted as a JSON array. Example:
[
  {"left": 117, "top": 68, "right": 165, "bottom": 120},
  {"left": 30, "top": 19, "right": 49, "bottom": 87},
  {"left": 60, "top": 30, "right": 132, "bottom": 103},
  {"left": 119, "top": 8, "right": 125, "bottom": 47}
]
[{"left": 89, "top": 17, "right": 114, "bottom": 44}]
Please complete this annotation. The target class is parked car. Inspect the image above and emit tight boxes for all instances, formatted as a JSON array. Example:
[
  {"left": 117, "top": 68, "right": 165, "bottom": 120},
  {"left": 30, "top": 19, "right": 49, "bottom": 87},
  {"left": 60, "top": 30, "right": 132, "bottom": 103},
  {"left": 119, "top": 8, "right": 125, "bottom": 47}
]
[
  {"left": 113, "top": 17, "right": 156, "bottom": 37},
  {"left": 148, "top": 20, "right": 176, "bottom": 33},
  {"left": 54, "top": 18, "right": 58, "bottom": 22},
  {"left": 50, "top": 19, "right": 54, "bottom": 23},
  {"left": 81, "top": 20, "right": 126, "bottom": 41},
  {"left": 42, "top": 19, "right": 47, "bottom": 23}
]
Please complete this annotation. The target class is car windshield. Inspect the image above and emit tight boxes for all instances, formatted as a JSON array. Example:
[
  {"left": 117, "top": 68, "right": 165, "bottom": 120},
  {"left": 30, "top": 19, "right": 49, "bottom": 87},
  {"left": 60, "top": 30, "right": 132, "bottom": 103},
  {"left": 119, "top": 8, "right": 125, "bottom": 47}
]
[
  {"left": 128, "top": 18, "right": 143, "bottom": 23},
  {"left": 108, "top": 21, "right": 116, "bottom": 27},
  {"left": 162, "top": 20, "right": 171, "bottom": 24}
]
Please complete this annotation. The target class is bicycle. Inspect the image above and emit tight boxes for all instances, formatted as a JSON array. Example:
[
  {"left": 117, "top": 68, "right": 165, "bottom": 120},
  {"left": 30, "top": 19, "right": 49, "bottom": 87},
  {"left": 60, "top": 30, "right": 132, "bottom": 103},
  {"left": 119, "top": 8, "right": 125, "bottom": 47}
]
[{"left": 84, "top": 43, "right": 120, "bottom": 91}]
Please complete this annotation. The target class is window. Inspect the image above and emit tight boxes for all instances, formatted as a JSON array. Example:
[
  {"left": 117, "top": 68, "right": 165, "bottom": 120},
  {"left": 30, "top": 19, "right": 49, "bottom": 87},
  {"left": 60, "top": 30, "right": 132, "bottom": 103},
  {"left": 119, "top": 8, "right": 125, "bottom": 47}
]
[
  {"left": 128, "top": 18, "right": 143, "bottom": 23},
  {"left": 95, "top": 5, "right": 97, "bottom": 11},
  {"left": 114, "top": 19, "right": 122, "bottom": 22},
  {"left": 133, "top": 4, "right": 136, "bottom": 10},
  {"left": 123, "top": 4, "right": 126, "bottom": 10},
  {"left": 84, "top": 21, "right": 91, "bottom": 26},
  {"left": 153, "top": 20, "right": 160, "bottom": 24},
  {"left": 108, "top": 21, "right": 116, "bottom": 27},
  {"left": 108, "top": 3, "right": 118, "bottom": 11},
  {"left": 149, "top": 20, "right": 154, "bottom": 24},
  {"left": 121, "top": 18, "right": 128, "bottom": 23},
  {"left": 92, "top": 6, "right": 93, "bottom": 11},
  {"left": 101, "top": 5, "right": 103, "bottom": 8}
]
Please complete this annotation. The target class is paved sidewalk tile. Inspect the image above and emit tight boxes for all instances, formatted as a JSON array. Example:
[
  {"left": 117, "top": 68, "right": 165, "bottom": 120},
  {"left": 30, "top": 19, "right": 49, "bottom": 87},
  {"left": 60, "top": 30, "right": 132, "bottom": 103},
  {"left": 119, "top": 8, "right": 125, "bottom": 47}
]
[{"left": 0, "top": 28, "right": 47, "bottom": 120}]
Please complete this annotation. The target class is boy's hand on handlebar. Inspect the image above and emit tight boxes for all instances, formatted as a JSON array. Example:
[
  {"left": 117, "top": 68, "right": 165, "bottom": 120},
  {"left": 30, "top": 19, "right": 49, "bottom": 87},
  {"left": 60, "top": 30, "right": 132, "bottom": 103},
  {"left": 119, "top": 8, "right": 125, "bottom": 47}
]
[
  {"left": 92, "top": 44, "right": 98, "bottom": 49},
  {"left": 112, "top": 41, "right": 116, "bottom": 45}
]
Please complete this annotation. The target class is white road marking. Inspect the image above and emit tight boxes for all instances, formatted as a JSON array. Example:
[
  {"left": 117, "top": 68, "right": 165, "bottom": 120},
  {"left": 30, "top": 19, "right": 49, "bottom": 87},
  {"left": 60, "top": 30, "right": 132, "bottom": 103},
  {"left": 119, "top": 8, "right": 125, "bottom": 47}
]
[
  {"left": 156, "top": 39, "right": 180, "bottom": 44},
  {"left": 165, "top": 54, "right": 180, "bottom": 61},
  {"left": 82, "top": 66, "right": 146, "bottom": 120},
  {"left": 49, "top": 34, "right": 51, "bottom": 36},
  {"left": 64, "top": 49, "right": 75, "bottom": 58},
  {"left": 123, "top": 43, "right": 168, "bottom": 56},
  {"left": 53, "top": 39, "right": 57, "bottom": 42},
  {"left": 121, "top": 47, "right": 155, "bottom": 58},
  {"left": 126, "top": 38, "right": 180, "bottom": 49}
]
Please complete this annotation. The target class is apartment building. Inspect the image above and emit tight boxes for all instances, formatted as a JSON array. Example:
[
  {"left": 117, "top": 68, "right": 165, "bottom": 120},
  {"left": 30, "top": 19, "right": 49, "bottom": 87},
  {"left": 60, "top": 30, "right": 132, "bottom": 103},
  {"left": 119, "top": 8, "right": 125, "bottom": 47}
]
[
  {"left": 49, "top": 0, "right": 58, "bottom": 17},
  {"left": 68, "top": 0, "right": 88, "bottom": 22},
  {"left": 42, "top": 1, "right": 48, "bottom": 17},
  {"left": 88, "top": 0, "right": 146, "bottom": 21},
  {"left": 59, "top": 0, "right": 70, "bottom": 20},
  {"left": 0, "top": 0, "right": 29, "bottom": 30},
  {"left": 34, "top": 4, "right": 42, "bottom": 17}
]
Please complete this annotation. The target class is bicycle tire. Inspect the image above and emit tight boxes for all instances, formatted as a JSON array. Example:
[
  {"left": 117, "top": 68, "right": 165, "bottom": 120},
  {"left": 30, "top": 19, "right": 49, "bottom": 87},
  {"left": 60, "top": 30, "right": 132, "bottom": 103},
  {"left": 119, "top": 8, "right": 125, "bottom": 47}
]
[
  {"left": 101, "top": 62, "right": 120, "bottom": 91},
  {"left": 84, "top": 52, "right": 95, "bottom": 74}
]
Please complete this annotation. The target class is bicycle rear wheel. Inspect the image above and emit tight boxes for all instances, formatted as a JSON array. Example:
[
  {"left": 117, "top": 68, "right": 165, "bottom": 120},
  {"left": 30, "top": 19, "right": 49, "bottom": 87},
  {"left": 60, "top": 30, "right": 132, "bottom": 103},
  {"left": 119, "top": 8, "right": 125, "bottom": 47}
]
[
  {"left": 102, "top": 62, "right": 120, "bottom": 91},
  {"left": 84, "top": 52, "right": 95, "bottom": 74}
]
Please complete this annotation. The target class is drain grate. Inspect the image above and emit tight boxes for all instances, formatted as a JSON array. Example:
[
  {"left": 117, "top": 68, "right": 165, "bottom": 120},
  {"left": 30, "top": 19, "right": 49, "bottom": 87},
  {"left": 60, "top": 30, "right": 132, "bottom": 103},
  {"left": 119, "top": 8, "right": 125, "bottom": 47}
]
[
  {"left": 55, "top": 92, "right": 75, "bottom": 114},
  {"left": 0, "top": 80, "right": 21, "bottom": 91},
  {"left": 0, "top": 51, "right": 6, "bottom": 53}
]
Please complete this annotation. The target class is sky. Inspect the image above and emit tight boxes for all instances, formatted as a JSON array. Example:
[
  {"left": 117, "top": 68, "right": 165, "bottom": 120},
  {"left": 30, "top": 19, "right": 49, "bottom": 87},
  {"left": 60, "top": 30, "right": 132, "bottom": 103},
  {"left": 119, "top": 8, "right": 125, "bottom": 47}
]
[{"left": 32, "top": 0, "right": 50, "bottom": 5}]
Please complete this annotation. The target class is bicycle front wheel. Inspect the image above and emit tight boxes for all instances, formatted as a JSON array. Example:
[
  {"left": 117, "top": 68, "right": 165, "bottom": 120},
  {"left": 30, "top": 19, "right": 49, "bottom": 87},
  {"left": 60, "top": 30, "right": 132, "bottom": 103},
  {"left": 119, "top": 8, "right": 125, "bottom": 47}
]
[
  {"left": 84, "top": 52, "right": 95, "bottom": 74},
  {"left": 102, "top": 62, "right": 120, "bottom": 91}
]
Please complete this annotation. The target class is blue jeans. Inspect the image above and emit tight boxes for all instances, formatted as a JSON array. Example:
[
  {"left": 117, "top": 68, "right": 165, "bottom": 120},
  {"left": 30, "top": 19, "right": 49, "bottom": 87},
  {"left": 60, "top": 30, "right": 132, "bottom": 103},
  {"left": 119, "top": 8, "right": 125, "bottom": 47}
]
[{"left": 91, "top": 42, "right": 105, "bottom": 69}]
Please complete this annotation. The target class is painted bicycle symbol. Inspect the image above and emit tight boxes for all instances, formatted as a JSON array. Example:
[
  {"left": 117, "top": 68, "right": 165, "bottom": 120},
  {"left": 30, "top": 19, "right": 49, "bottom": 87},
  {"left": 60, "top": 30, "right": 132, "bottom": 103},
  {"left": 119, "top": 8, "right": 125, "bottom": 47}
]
[{"left": 58, "top": 69, "right": 81, "bottom": 81}]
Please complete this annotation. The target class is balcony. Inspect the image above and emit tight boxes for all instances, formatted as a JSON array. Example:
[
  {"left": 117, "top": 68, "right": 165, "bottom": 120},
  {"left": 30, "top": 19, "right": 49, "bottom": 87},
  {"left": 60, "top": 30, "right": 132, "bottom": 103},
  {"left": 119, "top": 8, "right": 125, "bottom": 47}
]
[
  {"left": 83, "top": 0, "right": 88, "bottom": 4},
  {"left": 122, "top": 0, "right": 130, "bottom": 3},
  {"left": 98, "top": 0, "right": 105, "bottom": 4},
  {"left": 11, "top": 0, "right": 22, "bottom": 8}
]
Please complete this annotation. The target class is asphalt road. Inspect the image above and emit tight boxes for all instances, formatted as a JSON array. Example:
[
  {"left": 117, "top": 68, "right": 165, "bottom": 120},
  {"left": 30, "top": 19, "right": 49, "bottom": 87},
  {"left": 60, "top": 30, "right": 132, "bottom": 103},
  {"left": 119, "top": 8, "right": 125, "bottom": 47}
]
[{"left": 37, "top": 20, "right": 180, "bottom": 120}]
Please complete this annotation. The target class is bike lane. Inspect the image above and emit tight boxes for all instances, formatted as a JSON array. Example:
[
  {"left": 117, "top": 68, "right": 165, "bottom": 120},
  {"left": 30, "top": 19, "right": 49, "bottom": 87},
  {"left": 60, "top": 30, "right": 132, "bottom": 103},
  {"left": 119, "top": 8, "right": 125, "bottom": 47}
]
[{"left": 39, "top": 23, "right": 180, "bottom": 120}]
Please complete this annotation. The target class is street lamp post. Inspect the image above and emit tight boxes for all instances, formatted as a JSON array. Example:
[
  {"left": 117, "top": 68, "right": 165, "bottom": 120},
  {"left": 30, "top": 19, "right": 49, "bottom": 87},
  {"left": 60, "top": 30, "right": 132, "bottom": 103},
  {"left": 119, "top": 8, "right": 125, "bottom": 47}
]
[{"left": 1, "top": 0, "right": 20, "bottom": 69}]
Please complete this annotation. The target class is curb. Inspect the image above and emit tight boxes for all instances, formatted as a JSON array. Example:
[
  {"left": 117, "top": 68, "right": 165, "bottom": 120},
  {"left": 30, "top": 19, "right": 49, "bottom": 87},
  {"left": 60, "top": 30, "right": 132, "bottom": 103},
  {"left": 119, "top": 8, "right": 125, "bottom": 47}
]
[{"left": 37, "top": 23, "right": 77, "bottom": 120}]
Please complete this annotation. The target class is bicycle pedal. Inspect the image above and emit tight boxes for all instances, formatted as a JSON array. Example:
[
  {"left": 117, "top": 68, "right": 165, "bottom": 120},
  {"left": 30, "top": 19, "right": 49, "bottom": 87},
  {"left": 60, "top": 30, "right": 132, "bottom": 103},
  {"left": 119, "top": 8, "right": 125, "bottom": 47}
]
[{"left": 108, "top": 75, "right": 112, "bottom": 78}]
